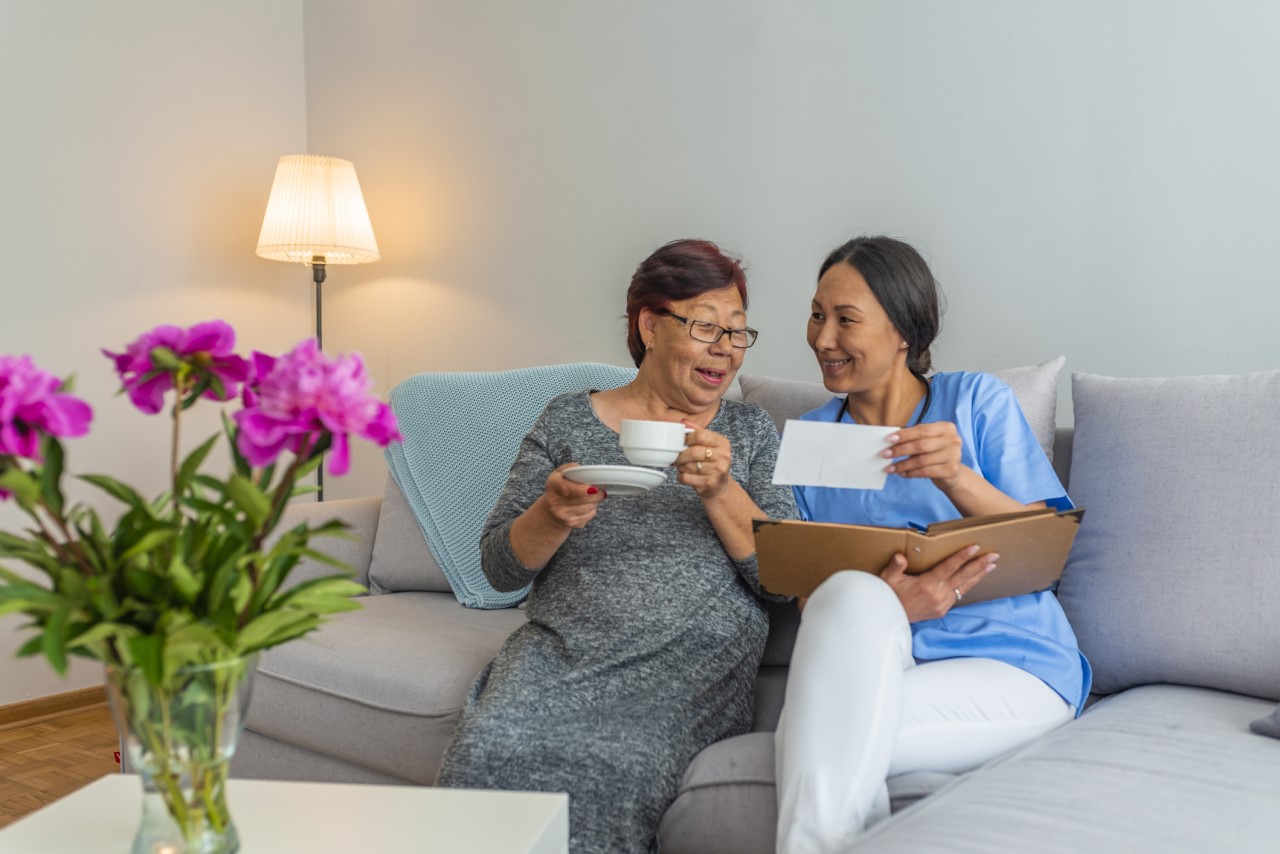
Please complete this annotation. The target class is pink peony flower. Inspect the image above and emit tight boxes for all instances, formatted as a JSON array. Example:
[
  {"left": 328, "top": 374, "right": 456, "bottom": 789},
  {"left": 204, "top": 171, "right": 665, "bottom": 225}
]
[
  {"left": 0, "top": 355, "right": 93, "bottom": 473},
  {"left": 234, "top": 340, "right": 401, "bottom": 475},
  {"left": 103, "top": 320, "right": 250, "bottom": 414}
]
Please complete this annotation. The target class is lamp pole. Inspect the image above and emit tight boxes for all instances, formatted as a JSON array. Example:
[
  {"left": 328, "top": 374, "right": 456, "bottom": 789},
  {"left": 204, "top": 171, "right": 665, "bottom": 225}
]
[{"left": 312, "top": 255, "right": 327, "bottom": 500}]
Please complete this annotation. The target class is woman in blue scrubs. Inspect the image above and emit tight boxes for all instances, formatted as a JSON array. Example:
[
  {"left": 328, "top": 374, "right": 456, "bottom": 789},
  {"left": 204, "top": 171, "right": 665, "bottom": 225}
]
[{"left": 774, "top": 236, "right": 1091, "bottom": 854}]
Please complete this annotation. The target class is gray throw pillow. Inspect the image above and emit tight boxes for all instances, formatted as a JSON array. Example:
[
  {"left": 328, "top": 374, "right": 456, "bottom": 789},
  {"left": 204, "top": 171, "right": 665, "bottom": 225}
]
[
  {"left": 367, "top": 474, "right": 452, "bottom": 594},
  {"left": 1251, "top": 705, "right": 1280, "bottom": 739},
  {"left": 991, "top": 356, "right": 1065, "bottom": 461},
  {"left": 738, "top": 356, "right": 1065, "bottom": 460},
  {"left": 1056, "top": 370, "right": 1280, "bottom": 701}
]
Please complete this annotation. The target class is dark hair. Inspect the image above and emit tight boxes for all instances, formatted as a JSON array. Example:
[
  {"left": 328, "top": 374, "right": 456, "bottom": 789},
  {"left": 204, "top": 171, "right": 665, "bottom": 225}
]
[
  {"left": 818, "top": 236, "right": 942, "bottom": 377},
  {"left": 625, "top": 239, "right": 748, "bottom": 367}
]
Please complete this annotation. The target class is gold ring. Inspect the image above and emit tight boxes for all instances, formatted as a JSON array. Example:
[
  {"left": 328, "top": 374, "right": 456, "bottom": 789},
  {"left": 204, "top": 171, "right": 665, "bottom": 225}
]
[
  {"left": 705, "top": 447, "right": 713, "bottom": 461},
  {"left": 696, "top": 460, "right": 703, "bottom": 473}
]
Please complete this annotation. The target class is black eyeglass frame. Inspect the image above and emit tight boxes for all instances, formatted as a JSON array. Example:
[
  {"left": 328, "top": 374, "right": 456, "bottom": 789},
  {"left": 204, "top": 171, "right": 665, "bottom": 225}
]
[{"left": 661, "top": 310, "right": 759, "bottom": 349}]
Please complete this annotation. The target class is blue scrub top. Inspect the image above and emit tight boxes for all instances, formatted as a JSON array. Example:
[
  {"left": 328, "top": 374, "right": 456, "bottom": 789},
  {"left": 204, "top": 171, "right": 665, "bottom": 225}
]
[{"left": 793, "top": 371, "right": 1092, "bottom": 712}]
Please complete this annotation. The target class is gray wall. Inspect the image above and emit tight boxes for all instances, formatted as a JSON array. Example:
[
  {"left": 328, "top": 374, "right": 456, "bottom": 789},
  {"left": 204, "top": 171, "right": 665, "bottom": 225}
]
[
  {"left": 305, "top": 0, "right": 1280, "bottom": 501},
  {"left": 0, "top": 1, "right": 309, "bottom": 704},
  {"left": 4, "top": 0, "right": 1279, "bottom": 703}
]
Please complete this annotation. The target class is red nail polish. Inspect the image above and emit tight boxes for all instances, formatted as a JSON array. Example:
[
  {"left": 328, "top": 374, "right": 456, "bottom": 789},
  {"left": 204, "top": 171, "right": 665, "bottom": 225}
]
[{"left": 587, "top": 487, "right": 598, "bottom": 494}]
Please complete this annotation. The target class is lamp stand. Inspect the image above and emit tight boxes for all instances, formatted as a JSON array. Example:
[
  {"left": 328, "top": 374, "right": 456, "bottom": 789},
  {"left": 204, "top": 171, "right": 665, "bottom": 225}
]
[{"left": 312, "top": 256, "right": 327, "bottom": 501}]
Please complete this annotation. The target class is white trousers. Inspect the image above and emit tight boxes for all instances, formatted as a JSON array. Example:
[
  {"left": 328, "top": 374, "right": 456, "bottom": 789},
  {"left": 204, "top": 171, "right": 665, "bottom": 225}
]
[{"left": 774, "top": 571, "right": 1074, "bottom": 854}]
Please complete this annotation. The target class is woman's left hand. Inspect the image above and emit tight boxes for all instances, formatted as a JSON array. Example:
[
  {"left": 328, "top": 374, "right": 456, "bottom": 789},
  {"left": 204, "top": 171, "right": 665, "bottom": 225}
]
[
  {"left": 675, "top": 422, "right": 733, "bottom": 498},
  {"left": 882, "top": 422, "right": 965, "bottom": 489}
]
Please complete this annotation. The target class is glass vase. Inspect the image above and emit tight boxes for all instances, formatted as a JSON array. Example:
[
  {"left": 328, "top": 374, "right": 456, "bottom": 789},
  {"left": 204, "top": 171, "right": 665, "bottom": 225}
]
[{"left": 105, "top": 655, "right": 258, "bottom": 854}]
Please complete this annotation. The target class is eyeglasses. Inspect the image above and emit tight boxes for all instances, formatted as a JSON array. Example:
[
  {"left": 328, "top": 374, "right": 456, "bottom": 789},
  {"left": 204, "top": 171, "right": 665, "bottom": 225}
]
[{"left": 662, "top": 310, "right": 759, "bottom": 349}]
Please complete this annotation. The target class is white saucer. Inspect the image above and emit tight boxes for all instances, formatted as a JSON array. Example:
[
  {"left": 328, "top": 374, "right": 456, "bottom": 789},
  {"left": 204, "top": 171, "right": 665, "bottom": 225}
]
[{"left": 562, "top": 465, "right": 666, "bottom": 496}]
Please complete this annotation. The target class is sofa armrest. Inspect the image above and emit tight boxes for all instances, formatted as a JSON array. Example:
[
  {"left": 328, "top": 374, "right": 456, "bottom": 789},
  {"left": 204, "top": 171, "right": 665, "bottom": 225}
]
[{"left": 269, "top": 496, "right": 383, "bottom": 591}]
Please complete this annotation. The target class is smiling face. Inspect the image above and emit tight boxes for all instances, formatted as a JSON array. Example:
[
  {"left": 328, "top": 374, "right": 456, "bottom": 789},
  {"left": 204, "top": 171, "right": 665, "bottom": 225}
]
[
  {"left": 807, "top": 262, "right": 909, "bottom": 395},
  {"left": 638, "top": 285, "right": 747, "bottom": 413}
]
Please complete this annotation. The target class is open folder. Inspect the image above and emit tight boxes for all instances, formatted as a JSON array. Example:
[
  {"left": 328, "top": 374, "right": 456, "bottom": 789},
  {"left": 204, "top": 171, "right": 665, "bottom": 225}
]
[{"left": 753, "top": 507, "right": 1085, "bottom": 604}]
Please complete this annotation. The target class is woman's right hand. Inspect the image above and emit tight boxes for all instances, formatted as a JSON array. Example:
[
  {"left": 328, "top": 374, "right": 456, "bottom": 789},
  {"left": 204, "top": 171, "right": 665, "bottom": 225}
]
[
  {"left": 537, "top": 463, "right": 607, "bottom": 530},
  {"left": 880, "top": 545, "right": 999, "bottom": 622}
]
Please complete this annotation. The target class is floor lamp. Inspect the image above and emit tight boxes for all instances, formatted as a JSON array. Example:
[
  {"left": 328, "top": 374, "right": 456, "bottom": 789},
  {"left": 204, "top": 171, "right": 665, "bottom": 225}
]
[{"left": 255, "top": 154, "right": 381, "bottom": 500}]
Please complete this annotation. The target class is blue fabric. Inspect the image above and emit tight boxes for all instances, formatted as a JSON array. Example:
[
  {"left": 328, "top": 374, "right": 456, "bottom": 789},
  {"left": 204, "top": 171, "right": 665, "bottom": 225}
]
[
  {"left": 792, "top": 371, "right": 1092, "bottom": 711},
  {"left": 385, "top": 363, "right": 635, "bottom": 608}
]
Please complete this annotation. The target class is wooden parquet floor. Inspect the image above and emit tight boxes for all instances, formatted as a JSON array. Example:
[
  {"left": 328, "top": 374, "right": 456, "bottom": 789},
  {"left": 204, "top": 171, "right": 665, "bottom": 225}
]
[{"left": 0, "top": 702, "right": 120, "bottom": 829}]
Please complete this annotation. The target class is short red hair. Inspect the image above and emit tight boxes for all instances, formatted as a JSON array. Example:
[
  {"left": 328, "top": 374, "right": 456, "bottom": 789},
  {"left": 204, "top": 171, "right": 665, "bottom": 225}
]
[{"left": 625, "top": 239, "right": 748, "bottom": 367}]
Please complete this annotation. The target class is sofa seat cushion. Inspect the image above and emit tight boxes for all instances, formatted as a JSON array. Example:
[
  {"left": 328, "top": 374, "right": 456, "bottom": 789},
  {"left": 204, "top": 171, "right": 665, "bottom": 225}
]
[
  {"left": 246, "top": 591, "right": 526, "bottom": 784},
  {"left": 656, "top": 731, "right": 956, "bottom": 854},
  {"left": 851, "top": 684, "right": 1280, "bottom": 853}
]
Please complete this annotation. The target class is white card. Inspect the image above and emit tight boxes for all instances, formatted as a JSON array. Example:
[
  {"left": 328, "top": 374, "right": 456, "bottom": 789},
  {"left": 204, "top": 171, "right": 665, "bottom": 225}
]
[{"left": 771, "top": 420, "right": 897, "bottom": 490}]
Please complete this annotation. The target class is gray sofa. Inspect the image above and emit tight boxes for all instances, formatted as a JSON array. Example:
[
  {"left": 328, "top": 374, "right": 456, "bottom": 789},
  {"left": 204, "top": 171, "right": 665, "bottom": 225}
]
[{"left": 231, "top": 364, "right": 1280, "bottom": 852}]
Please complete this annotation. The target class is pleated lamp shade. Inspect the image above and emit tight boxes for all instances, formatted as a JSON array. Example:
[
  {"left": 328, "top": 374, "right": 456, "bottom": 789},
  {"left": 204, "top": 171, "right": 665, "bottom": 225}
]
[{"left": 255, "top": 155, "right": 380, "bottom": 265}]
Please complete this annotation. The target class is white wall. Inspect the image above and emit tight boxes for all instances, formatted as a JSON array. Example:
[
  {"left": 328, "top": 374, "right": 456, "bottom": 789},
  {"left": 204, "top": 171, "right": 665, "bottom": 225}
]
[
  {"left": 304, "top": 0, "right": 1280, "bottom": 501},
  {"left": 0, "top": 1, "right": 309, "bottom": 705}
]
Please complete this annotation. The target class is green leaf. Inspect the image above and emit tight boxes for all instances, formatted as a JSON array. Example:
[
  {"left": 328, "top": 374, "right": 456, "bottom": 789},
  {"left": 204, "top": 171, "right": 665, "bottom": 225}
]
[
  {"left": 225, "top": 474, "right": 270, "bottom": 529},
  {"left": 80, "top": 474, "right": 150, "bottom": 513},
  {"left": 0, "top": 534, "right": 60, "bottom": 573},
  {"left": 228, "top": 570, "right": 253, "bottom": 614},
  {"left": 181, "top": 375, "right": 212, "bottom": 411},
  {"left": 0, "top": 597, "right": 46, "bottom": 618},
  {"left": 16, "top": 634, "right": 43, "bottom": 658},
  {"left": 0, "top": 579, "right": 60, "bottom": 609},
  {"left": 123, "top": 565, "right": 163, "bottom": 600},
  {"left": 179, "top": 496, "right": 238, "bottom": 525},
  {"left": 125, "top": 634, "right": 164, "bottom": 685},
  {"left": 236, "top": 610, "right": 319, "bottom": 655},
  {"left": 67, "top": 621, "right": 133, "bottom": 651},
  {"left": 167, "top": 554, "right": 201, "bottom": 605},
  {"left": 222, "top": 412, "right": 251, "bottom": 478},
  {"left": 175, "top": 433, "right": 221, "bottom": 495},
  {"left": 163, "top": 623, "right": 230, "bottom": 674},
  {"left": 0, "top": 467, "right": 41, "bottom": 512},
  {"left": 119, "top": 528, "right": 178, "bottom": 563},
  {"left": 149, "top": 346, "right": 182, "bottom": 371},
  {"left": 292, "top": 451, "right": 325, "bottom": 481},
  {"left": 38, "top": 436, "right": 65, "bottom": 516},
  {"left": 42, "top": 606, "right": 70, "bottom": 674},
  {"left": 271, "top": 576, "right": 365, "bottom": 612},
  {"left": 206, "top": 374, "right": 228, "bottom": 401}
]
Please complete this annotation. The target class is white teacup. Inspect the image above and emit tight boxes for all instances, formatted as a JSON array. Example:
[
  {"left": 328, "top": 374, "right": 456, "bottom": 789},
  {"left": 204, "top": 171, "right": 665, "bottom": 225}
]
[{"left": 619, "top": 419, "right": 693, "bottom": 467}]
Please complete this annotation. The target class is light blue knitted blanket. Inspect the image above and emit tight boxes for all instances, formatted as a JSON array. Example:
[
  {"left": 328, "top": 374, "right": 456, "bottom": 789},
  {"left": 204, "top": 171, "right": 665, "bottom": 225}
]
[{"left": 384, "top": 362, "right": 635, "bottom": 608}]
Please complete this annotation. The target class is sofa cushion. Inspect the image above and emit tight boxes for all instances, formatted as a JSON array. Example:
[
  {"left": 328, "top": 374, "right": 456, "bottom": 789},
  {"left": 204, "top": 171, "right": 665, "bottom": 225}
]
[
  {"left": 368, "top": 475, "right": 451, "bottom": 594},
  {"left": 246, "top": 591, "right": 526, "bottom": 784},
  {"left": 1057, "top": 370, "right": 1280, "bottom": 700},
  {"left": 656, "top": 731, "right": 956, "bottom": 854},
  {"left": 849, "top": 685, "right": 1280, "bottom": 853},
  {"left": 1251, "top": 704, "right": 1280, "bottom": 739},
  {"left": 738, "top": 356, "right": 1065, "bottom": 461}
]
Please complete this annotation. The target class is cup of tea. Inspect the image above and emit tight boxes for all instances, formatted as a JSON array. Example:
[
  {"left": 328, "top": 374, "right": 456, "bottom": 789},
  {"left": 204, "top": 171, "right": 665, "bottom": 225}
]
[{"left": 619, "top": 419, "right": 693, "bottom": 467}]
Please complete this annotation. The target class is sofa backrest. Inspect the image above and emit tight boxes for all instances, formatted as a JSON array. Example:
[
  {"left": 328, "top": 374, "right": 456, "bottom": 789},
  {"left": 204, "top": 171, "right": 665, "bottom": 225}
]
[
  {"left": 737, "top": 356, "right": 1067, "bottom": 468},
  {"left": 1056, "top": 370, "right": 1280, "bottom": 702}
]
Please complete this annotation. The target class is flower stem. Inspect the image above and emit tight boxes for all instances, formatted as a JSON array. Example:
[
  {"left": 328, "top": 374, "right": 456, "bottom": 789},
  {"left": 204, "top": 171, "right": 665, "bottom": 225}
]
[
  {"left": 34, "top": 498, "right": 95, "bottom": 576},
  {"left": 171, "top": 387, "right": 183, "bottom": 511}
]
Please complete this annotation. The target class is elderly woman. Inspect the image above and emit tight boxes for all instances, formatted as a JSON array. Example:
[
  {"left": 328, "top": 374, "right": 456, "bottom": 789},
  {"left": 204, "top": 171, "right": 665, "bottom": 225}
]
[
  {"left": 775, "top": 236, "right": 1092, "bottom": 853},
  {"left": 436, "top": 238, "right": 797, "bottom": 853}
]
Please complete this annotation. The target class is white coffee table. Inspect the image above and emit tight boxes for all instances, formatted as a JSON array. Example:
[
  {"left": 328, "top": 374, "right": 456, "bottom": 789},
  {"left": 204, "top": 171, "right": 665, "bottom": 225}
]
[{"left": 0, "top": 773, "right": 569, "bottom": 853}]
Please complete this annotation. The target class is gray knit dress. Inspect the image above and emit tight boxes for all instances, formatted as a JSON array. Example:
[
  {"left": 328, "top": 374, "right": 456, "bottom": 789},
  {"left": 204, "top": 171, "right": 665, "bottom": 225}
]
[{"left": 435, "top": 391, "right": 797, "bottom": 853}]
